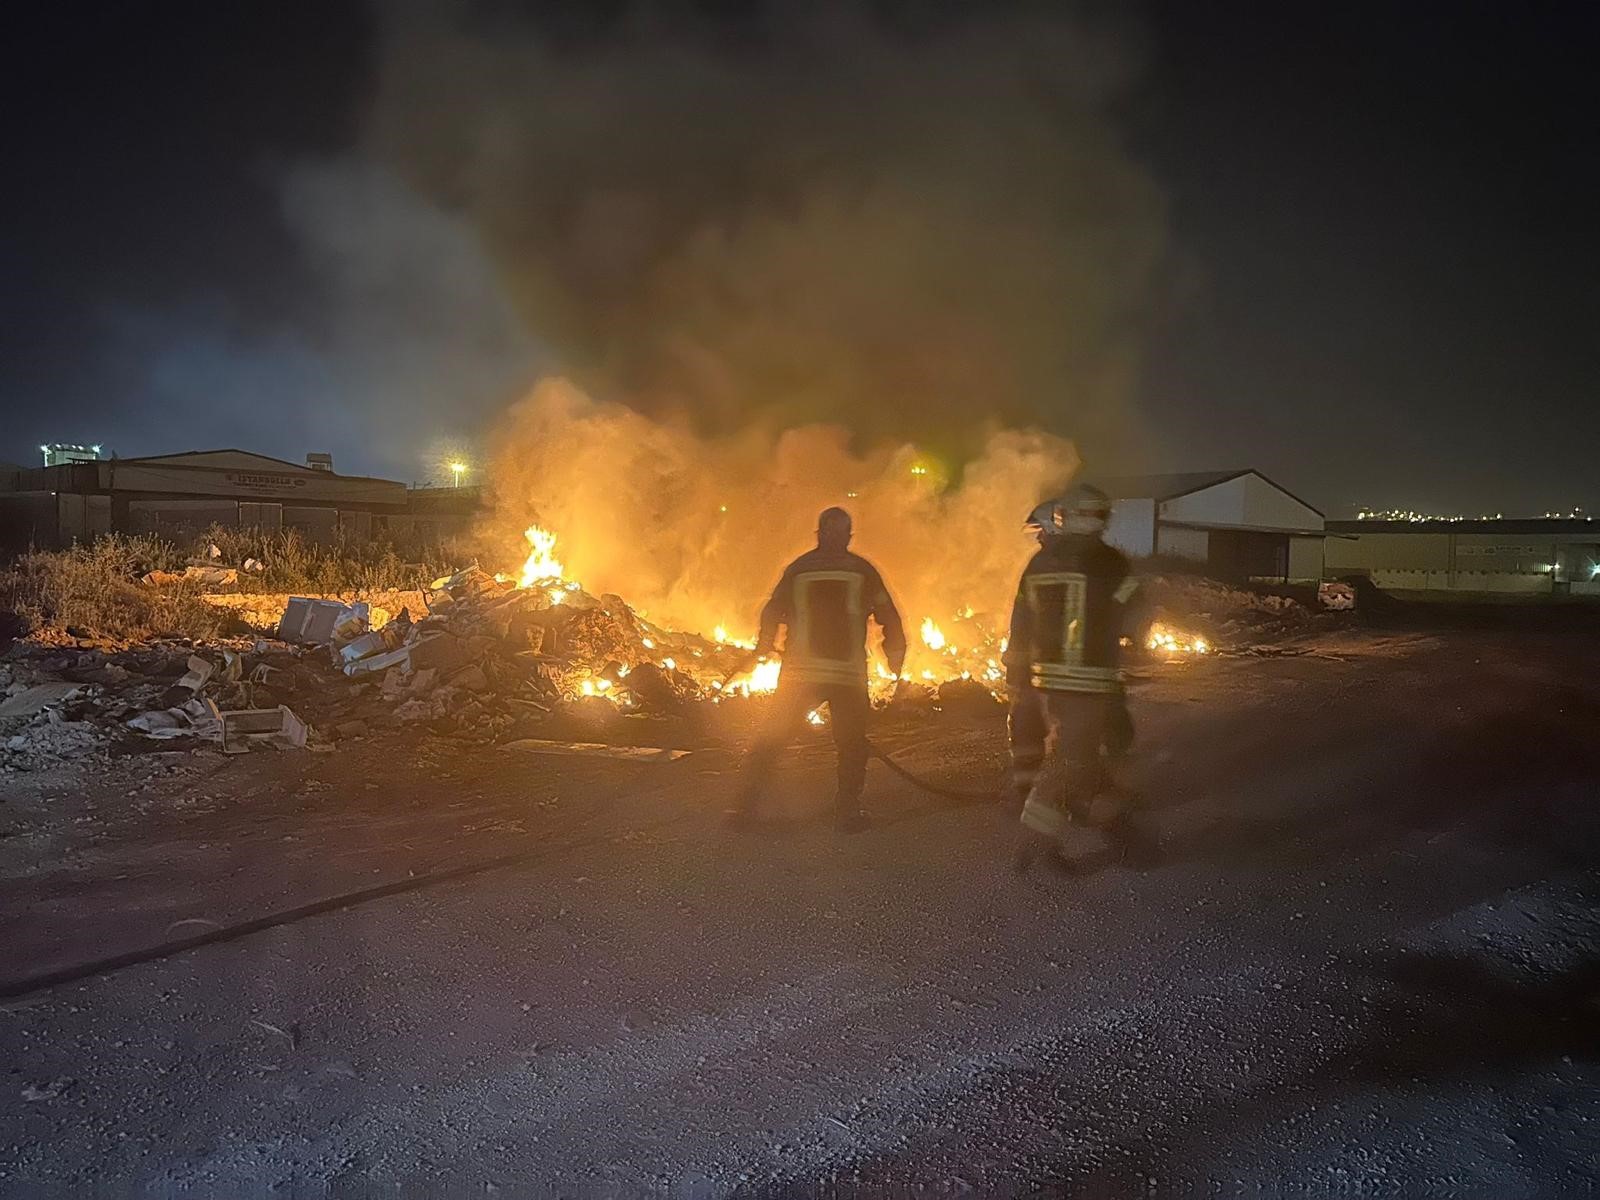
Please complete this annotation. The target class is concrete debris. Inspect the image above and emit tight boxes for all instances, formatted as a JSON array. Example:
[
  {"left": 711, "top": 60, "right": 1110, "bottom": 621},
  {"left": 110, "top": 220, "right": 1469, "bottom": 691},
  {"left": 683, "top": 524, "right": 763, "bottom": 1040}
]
[
  {"left": 219, "top": 705, "right": 308, "bottom": 754},
  {"left": 5, "top": 711, "right": 102, "bottom": 769},
  {"left": 63, "top": 663, "right": 130, "bottom": 686},
  {"left": 450, "top": 664, "right": 490, "bottom": 693},
  {"left": 0, "top": 682, "right": 83, "bottom": 719},
  {"left": 175, "top": 655, "right": 215, "bottom": 694},
  {"left": 249, "top": 663, "right": 295, "bottom": 691},
  {"left": 409, "top": 633, "right": 469, "bottom": 674},
  {"left": 128, "top": 697, "right": 222, "bottom": 742},
  {"left": 391, "top": 698, "right": 437, "bottom": 724},
  {"left": 344, "top": 646, "right": 412, "bottom": 677}
]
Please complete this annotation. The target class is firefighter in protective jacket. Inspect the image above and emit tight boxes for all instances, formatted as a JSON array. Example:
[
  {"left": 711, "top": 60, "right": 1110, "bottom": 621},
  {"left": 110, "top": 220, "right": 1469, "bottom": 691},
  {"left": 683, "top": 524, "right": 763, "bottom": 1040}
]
[
  {"left": 1006, "top": 483, "right": 1140, "bottom": 865},
  {"left": 1005, "top": 499, "right": 1062, "bottom": 804},
  {"left": 731, "top": 507, "right": 907, "bottom": 832}
]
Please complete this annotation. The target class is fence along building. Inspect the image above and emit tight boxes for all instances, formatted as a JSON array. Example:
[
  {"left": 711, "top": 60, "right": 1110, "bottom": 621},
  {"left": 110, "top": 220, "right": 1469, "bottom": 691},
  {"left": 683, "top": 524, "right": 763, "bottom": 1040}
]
[{"left": 0, "top": 449, "right": 411, "bottom": 551}]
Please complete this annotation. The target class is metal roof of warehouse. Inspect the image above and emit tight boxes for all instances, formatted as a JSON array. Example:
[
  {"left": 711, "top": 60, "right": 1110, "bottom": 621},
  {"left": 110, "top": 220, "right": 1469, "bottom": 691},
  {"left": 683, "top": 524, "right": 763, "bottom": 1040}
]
[{"left": 1092, "top": 469, "right": 1324, "bottom": 517}]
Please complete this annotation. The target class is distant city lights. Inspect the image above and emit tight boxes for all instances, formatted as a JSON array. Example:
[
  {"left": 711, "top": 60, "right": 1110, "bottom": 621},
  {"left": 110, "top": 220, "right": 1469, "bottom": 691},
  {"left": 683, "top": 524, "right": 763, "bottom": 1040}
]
[{"left": 1355, "top": 507, "right": 1592, "bottom": 522}]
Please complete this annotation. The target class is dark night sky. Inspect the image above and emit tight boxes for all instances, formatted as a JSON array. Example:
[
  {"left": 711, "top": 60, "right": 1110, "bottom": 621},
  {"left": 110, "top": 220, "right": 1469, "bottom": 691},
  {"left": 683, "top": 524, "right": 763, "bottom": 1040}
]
[{"left": 2, "top": 1, "right": 1595, "bottom": 514}]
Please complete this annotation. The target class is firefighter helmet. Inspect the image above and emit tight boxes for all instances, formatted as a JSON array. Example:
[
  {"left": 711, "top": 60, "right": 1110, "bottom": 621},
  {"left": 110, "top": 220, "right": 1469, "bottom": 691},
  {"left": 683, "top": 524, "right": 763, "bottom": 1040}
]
[
  {"left": 1023, "top": 499, "right": 1062, "bottom": 536},
  {"left": 1060, "top": 482, "right": 1112, "bottom": 535}
]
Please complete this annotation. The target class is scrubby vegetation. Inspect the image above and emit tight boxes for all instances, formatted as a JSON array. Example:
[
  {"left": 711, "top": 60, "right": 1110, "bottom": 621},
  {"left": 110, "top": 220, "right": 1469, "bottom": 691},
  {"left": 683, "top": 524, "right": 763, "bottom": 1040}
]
[
  {"left": 0, "top": 527, "right": 463, "bottom": 641},
  {"left": 198, "top": 526, "right": 454, "bottom": 594},
  {"left": 0, "top": 535, "right": 226, "bottom": 641}
]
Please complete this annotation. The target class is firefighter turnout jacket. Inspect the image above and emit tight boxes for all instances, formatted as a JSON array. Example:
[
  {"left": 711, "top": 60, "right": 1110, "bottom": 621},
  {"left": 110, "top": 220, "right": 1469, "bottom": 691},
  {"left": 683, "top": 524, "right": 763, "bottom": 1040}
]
[
  {"left": 758, "top": 546, "right": 907, "bottom": 687},
  {"left": 1006, "top": 534, "right": 1135, "bottom": 695}
]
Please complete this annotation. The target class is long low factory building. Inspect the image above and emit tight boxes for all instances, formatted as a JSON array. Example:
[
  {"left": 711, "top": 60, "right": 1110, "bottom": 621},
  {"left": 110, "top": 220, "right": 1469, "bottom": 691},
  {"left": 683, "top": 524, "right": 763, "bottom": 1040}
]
[
  {"left": 1324, "top": 518, "right": 1600, "bottom": 597},
  {"left": 0, "top": 450, "right": 478, "bottom": 551}
]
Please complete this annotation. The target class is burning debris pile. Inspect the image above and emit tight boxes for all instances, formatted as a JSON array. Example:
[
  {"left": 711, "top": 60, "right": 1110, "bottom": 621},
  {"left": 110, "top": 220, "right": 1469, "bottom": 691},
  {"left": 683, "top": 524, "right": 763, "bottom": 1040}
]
[
  {"left": 0, "top": 525, "right": 1246, "bottom": 772},
  {"left": 1139, "top": 575, "right": 1316, "bottom": 653}
]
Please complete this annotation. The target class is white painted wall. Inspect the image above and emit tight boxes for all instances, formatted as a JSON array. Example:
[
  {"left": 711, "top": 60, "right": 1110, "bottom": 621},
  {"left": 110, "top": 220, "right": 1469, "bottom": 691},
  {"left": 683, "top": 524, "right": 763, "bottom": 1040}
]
[
  {"left": 1370, "top": 569, "right": 1551, "bottom": 594},
  {"left": 1105, "top": 498, "right": 1156, "bottom": 558},
  {"left": 1159, "top": 473, "right": 1323, "bottom": 532},
  {"left": 1155, "top": 525, "right": 1209, "bottom": 561},
  {"left": 1325, "top": 532, "right": 1451, "bottom": 572}
]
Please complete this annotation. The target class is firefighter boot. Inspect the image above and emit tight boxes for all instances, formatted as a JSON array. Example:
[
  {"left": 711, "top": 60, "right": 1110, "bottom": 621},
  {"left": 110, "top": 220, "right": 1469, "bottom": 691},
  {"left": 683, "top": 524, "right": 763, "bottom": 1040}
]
[
  {"left": 1015, "top": 830, "right": 1079, "bottom": 876},
  {"left": 1055, "top": 813, "right": 1115, "bottom": 870},
  {"left": 833, "top": 794, "right": 870, "bottom": 834}
]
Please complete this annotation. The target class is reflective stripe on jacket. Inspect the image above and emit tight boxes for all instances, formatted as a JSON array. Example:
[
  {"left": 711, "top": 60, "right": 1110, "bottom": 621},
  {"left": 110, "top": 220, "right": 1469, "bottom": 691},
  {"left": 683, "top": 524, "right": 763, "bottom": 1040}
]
[
  {"left": 759, "top": 547, "right": 906, "bottom": 687},
  {"left": 1007, "top": 535, "right": 1130, "bottom": 695}
]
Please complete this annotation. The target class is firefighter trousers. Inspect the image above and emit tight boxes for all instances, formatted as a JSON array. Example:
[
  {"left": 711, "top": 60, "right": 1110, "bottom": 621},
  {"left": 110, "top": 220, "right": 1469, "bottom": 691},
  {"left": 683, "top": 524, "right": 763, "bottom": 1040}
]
[
  {"left": 1007, "top": 685, "right": 1048, "bottom": 801},
  {"left": 1020, "top": 690, "right": 1111, "bottom": 838},
  {"left": 737, "top": 681, "right": 870, "bottom": 811},
  {"left": 1009, "top": 684, "right": 1133, "bottom": 802}
]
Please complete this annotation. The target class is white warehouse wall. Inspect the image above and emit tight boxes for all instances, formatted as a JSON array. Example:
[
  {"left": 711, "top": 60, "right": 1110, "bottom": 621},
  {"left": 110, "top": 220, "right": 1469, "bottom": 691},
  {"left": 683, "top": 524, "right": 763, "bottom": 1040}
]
[
  {"left": 1155, "top": 526, "right": 1209, "bottom": 561},
  {"left": 1105, "top": 498, "right": 1156, "bottom": 558}
]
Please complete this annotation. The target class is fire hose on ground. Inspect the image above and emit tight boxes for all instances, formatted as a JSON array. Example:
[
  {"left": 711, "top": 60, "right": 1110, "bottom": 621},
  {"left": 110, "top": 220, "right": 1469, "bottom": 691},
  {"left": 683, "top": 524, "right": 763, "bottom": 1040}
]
[{"left": 868, "top": 740, "right": 996, "bottom": 804}]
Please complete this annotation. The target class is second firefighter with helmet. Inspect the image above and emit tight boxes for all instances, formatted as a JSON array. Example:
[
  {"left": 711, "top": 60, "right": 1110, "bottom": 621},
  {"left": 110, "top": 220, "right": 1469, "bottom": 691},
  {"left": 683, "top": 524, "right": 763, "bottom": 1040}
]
[{"left": 1006, "top": 482, "right": 1142, "bottom": 869}]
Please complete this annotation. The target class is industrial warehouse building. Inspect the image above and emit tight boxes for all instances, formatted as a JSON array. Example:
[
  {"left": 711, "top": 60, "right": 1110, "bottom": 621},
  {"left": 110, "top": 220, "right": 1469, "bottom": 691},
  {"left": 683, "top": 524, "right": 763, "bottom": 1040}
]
[
  {"left": 0, "top": 449, "right": 478, "bottom": 552},
  {"left": 1324, "top": 518, "right": 1600, "bottom": 597},
  {"left": 1097, "top": 469, "right": 1326, "bottom": 583}
]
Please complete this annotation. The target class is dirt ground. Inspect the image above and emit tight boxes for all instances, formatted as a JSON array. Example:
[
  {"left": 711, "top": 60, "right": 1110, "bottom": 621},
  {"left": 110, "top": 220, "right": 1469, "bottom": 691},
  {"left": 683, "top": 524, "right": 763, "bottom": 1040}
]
[{"left": 1, "top": 624, "right": 1597, "bottom": 1195}]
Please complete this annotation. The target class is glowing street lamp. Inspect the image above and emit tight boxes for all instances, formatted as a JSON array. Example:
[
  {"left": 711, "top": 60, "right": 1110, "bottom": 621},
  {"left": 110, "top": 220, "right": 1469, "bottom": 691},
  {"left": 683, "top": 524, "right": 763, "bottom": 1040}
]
[{"left": 450, "top": 462, "right": 467, "bottom": 488}]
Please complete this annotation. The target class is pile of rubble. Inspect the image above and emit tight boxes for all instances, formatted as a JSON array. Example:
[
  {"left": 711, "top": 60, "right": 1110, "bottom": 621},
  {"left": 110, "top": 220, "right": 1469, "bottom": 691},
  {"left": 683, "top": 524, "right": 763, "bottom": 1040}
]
[
  {"left": 1141, "top": 574, "right": 1321, "bottom": 649},
  {"left": 0, "top": 566, "right": 748, "bottom": 770},
  {"left": 3, "top": 561, "right": 1020, "bottom": 771},
  {"left": 324, "top": 566, "right": 780, "bottom": 738},
  {"left": 0, "top": 634, "right": 326, "bottom": 773}
]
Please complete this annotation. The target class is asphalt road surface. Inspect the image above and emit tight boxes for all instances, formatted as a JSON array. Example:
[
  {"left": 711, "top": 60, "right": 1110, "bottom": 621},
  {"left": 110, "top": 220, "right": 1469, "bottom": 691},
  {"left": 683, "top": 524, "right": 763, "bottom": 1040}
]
[{"left": 2, "top": 628, "right": 1597, "bottom": 1195}]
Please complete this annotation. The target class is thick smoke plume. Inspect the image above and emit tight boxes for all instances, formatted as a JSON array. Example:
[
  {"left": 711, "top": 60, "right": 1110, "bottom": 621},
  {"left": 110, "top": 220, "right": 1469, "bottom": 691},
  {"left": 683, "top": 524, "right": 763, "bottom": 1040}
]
[
  {"left": 325, "top": 2, "right": 1166, "bottom": 638},
  {"left": 488, "top": 381, "right": 1076, "bottom": 640},
  {"left": 366, "top": 1, "right": 1166, "bottom": 456}
]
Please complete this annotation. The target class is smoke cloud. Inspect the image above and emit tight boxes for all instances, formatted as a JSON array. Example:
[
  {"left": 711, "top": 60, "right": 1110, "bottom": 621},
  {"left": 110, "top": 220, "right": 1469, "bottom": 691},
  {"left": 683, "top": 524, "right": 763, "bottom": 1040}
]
[
  {"left": 363, "top": 0, "right": 1167, "bottom": 457},
  {"left": 231, "top": 2, "right": 1166, "bottom": 634}
]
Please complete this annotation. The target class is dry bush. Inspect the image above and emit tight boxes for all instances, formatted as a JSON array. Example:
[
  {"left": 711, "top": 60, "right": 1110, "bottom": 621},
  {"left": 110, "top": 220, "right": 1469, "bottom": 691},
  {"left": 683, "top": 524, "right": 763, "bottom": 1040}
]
[
  {"left": 197, "top": 526, "right": 452, "bottom": 593},
  {"left": 0, "top": 528, "right": 464, "bottom": 642},
  {"left": 0, "top": 535, "right": 227, "bottom": 641}
]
